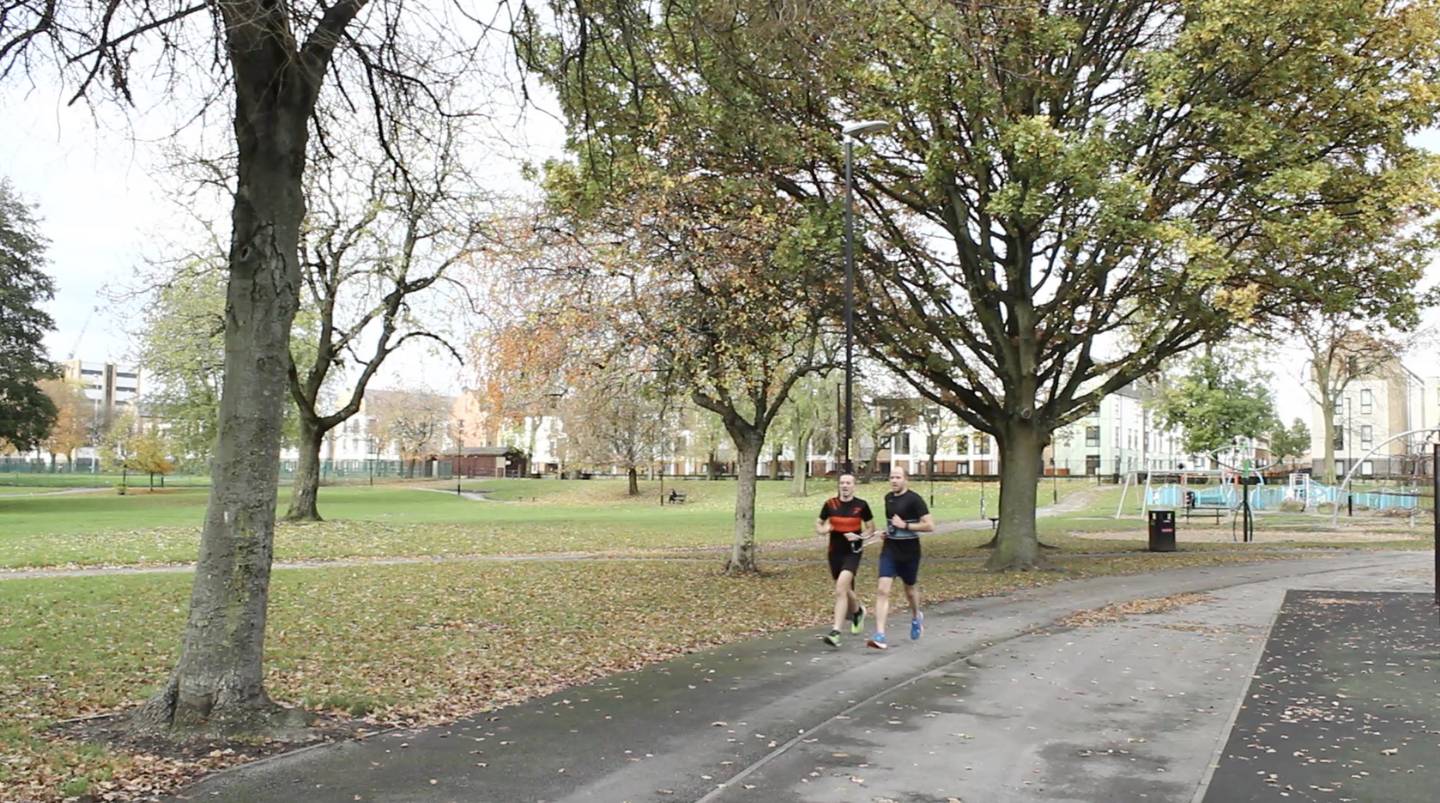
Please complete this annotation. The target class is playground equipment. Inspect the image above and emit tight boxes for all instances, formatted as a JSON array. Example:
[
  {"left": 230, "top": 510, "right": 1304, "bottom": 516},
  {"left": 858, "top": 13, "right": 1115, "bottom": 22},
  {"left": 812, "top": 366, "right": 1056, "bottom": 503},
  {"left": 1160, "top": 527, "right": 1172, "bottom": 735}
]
[{"left": 1329, "top": 427, "right": 1440, "bottom": 527}]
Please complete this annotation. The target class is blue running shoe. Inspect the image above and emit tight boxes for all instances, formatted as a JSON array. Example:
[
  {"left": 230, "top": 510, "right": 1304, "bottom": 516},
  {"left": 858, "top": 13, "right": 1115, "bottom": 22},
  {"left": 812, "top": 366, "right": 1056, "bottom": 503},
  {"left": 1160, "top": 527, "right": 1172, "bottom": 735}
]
[
  {"left": 866, "top": 632, "right": 888, "bottom": 650},
  {"left": 910, "top": 612, "right": 924, "bottom": 640}
]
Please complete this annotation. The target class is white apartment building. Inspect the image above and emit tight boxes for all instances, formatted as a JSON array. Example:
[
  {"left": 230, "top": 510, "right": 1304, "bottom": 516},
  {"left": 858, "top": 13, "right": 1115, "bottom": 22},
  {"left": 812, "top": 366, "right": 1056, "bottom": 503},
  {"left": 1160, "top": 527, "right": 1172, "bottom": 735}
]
[
  {"left": 1310, "top": 361, "right": 1424, "bottom": 478},
  {"left": 1050, "top": 383, "right": 1194, "bottom": 477},
  {"left": 1423, "top": 373, "right": 1440, "bottom": 443}
]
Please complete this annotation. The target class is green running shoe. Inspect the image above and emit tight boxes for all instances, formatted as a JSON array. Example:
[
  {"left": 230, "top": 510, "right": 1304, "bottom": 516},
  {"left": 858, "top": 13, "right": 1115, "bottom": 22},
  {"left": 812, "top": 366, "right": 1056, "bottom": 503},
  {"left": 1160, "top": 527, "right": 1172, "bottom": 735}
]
[{"left": 850, "top": 605, "right": 866, "bottom": 635}]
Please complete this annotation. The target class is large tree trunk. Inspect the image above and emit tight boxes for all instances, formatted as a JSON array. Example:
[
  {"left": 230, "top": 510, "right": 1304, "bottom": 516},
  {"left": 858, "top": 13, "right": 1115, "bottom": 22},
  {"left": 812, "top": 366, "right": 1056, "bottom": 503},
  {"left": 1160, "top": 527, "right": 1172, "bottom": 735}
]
[
  {"left": 1315, "top": 359, "right": 1338, "bottom": 485},
  {"left": 790, "top": 430, "right": 809, "bottom": 496},
  {"left": 627, "top": 466, "right": 639, "bottom": 496},
  {"left": 284, "top": 416, "right": 325, "bottom": 521},
  {"left": 727, "top": 434, "right": 763, "bottom": 574},
  {"left": 986, "top": 420, "right": 1044, "bottom": 571},
  {"left": 132, "top": 59, "right": 310, "bottom": 735}
]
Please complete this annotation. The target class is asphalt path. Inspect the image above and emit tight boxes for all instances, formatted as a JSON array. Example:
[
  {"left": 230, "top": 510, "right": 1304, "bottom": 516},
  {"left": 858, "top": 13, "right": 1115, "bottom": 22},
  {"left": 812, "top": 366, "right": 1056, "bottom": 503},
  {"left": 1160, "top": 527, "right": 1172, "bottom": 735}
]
[{"left": 171, "top": 550, "right": 1435, "bottom": 802}]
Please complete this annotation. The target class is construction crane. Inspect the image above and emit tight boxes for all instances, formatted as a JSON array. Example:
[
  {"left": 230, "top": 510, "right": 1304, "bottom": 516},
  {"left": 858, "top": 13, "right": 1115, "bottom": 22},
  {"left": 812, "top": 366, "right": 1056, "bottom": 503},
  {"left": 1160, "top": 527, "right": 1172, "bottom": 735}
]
[{"left": 68, "top": 305, "right": 99, "bottom": 361}]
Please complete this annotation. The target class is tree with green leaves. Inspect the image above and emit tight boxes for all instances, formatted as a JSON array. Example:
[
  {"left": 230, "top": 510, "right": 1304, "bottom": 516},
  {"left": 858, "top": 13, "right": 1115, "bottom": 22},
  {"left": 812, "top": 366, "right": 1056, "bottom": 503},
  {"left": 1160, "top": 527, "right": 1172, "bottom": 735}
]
[
  {"left": 524, "top": 0, "right": 1440, "bottom": 569},
  {"left": 1151, "top": 351, "right": 1280, "bottom": 457},
  {"left": 132, "top": 430, "right": 177, "bottom": 489},
  {"left": 3, "top": 0, "right": 487, "bottom": 735},
  {"left": 775, "top": 375, "right": 836, "bottom": 496},
  {"left": 1270, "top": 417, "right": 1311, "bottom": 471},
  {"left": 136, "top": 262, "right": 227, "bottom": 472},
  {"left": 100, "top": 408, "right": 140, "bottom": 489},
  {"left": 136, "top": 259, "right": 315, "bottom": 471},
  {"left": 0, "top": 179, "right": 57, "bottom": 452}
]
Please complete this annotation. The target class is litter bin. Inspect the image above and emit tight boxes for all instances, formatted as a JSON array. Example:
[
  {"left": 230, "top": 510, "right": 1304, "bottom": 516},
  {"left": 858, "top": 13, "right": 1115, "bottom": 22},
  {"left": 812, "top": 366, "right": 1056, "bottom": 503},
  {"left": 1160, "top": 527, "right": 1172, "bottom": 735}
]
[{"left": 1148, "top": 509, "right": 1176, "bottom": 552}]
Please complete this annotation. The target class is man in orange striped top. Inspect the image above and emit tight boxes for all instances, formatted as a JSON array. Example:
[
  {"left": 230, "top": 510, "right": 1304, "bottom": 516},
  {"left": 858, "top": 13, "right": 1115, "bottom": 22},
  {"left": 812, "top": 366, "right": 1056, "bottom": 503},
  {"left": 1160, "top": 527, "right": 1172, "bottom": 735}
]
[{"left": 816, "top": 473, "right": 876, "bottom": 647}]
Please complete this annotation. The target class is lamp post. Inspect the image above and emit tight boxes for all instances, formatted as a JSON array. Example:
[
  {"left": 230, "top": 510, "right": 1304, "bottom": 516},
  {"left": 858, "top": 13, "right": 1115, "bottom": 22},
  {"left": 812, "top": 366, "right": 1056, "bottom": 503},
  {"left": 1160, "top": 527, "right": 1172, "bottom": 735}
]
[
  {"left": 1345, "top": 394, "right": 1353, "bottom": 516},
  {"left": 453, "top": 422, "right": 465, "bottom": 497},
  {"left": 841, "top": 119, "right": 889, "bottom": 475}
]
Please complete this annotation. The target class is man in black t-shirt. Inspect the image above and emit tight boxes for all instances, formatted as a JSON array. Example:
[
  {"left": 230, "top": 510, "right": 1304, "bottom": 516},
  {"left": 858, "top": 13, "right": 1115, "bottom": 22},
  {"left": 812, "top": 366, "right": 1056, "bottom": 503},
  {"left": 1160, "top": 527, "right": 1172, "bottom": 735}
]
[
  {"left": 816, "top": 473, "right": 875, "bottom": 647},
  {"left": 866, "top": 465, "right": 935, "bottom": 650}
]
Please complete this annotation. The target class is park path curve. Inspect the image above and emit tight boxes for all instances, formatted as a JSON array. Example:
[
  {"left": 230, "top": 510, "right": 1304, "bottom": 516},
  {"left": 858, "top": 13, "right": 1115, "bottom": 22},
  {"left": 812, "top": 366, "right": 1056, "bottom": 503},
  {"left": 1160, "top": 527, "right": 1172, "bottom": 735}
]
[{"left": 168, "top": 551, "right": 1432, "bottom": 802}]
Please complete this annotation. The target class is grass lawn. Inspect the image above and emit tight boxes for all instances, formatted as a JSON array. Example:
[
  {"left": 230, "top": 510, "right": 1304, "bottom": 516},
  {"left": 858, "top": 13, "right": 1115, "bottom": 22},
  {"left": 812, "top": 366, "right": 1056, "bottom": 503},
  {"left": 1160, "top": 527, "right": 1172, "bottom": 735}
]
[
  {"left": 0, "top": 477, "right": 1096, "bottom": 569},
  {"left": 0, "top": 472, "right": 211, "bottom": 489},
  {"left": 0, "top": 475, "right": 1428, "bottom": 800},
  {"left": 0, "top": 546, "right": 1307, "bottom": 802}
]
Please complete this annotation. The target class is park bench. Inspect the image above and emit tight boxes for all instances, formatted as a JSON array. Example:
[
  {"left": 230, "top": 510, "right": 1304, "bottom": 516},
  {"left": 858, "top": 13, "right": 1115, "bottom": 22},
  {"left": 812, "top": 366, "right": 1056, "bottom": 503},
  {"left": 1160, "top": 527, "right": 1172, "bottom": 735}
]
[
  {"left": 1183, "top": 490, "right": 1229, "bottom": 523},
  {"left": 1184, "top": 503, "right": 1227, "bottom": 523},
  {"left": 667, "top": 490, "right": 687, "bottom": 504}
]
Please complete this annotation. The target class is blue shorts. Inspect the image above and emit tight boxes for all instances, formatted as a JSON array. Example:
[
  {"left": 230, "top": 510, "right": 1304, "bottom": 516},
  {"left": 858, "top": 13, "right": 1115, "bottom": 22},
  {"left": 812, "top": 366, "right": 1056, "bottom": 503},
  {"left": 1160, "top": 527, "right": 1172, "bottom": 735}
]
[{"left": 877, "top": 539, "right": 921, "bottom": 586}]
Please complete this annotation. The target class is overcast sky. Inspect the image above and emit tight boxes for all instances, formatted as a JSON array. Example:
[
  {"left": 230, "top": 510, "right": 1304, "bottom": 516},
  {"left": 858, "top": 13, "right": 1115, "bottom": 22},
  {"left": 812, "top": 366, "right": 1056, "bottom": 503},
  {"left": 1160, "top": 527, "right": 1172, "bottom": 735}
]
[{"left": 2, "top": 79, "right": 1437, "bottom": 423}]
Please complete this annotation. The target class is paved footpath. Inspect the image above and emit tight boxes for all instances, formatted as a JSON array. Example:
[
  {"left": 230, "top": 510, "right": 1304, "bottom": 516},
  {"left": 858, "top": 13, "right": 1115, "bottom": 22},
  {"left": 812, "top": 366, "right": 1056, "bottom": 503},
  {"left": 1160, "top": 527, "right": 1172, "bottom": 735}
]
[{"left": 172, "top": 551, "right": 1435, "bottom": 803}]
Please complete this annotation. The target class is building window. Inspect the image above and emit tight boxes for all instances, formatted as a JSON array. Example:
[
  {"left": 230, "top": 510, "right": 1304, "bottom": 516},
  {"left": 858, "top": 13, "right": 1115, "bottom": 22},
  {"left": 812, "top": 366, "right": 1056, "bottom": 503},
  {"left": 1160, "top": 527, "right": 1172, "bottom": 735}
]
[
  {"left": 1333, "top": 397, "right": 1343, "bottom": 414},
  {"left": 1333, "top": 430, "right": 1344, "bottom": 450},
  {"left": 1361, "top": 460, "right": 1374, "bottom": 476},
  {"left": 893, "top": 433, "right": 910, "bottom": 454},
  {"left": 1360, "top": 425, "right": 1373, "bottom": 449},
  {"left": 1360, "top": 389, "right": 1373, "bottom": 414},
  {"left": 973, "top": 434, "right": 989, "bottom": 454},
  {"left": 1085, "top": 426, "right": 1100, "bottom": 448},
  {"left": 1085, "top": 454, "right": 1101, "bottom": 475},
  {"left": 954, "top": 434, "right": 969, "bottom": 455}
]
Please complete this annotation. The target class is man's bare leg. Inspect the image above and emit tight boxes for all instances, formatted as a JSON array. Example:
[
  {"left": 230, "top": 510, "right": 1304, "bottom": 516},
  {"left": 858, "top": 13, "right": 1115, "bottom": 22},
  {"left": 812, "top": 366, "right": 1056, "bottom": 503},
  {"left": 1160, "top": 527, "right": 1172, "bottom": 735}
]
[
  {"left": 870, "top": 576, "right": 894, "bottom": 645},
  {"left": 832, "top": 570, "right": 858, "bottom": 632}
]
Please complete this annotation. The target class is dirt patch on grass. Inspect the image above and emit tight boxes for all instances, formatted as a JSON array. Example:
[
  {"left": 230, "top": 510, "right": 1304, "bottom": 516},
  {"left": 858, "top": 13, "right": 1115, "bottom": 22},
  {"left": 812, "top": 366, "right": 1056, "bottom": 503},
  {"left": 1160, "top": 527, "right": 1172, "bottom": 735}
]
[{"left": 41, "top": 711, "right": 365, "bottom": 802}]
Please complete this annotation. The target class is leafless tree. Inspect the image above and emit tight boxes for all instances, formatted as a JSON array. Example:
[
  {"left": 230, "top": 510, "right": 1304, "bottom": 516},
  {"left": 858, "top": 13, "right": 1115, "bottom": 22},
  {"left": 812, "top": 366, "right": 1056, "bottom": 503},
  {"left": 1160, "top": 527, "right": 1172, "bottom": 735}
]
[{"left": 1, "top": 0, "right": 492, "bottom": 735}]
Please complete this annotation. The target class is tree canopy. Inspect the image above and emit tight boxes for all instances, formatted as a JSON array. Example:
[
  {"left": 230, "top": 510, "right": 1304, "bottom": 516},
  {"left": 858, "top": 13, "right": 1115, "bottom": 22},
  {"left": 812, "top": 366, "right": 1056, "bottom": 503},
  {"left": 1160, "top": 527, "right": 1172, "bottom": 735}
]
[
  {"left": 523, "top": 0, "right": 1440, "bottom": 568},
  {"left": 1151, "top": 350, "right": 1279, "bottom": 457},
  {"left": 0, "top": 179, "right": 57, "bottom": 452}
]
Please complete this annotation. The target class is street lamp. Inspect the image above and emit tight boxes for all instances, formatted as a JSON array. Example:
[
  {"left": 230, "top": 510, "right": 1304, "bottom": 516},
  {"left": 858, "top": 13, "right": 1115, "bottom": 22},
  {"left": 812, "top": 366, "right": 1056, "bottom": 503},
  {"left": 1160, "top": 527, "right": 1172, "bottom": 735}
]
[
  {"left": 841, "top": 119, "right": 890, "bottom": 474},
  {"left": 367, "top": 436, "right": 376, "bottom": 487}
]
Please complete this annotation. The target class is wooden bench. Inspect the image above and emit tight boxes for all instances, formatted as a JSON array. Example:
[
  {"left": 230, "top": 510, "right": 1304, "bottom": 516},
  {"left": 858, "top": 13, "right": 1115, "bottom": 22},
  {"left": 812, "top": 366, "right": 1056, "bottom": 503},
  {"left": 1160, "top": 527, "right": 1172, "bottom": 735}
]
[{"left": 1184, "top": 504, "right": 1227, "bottom": 523}]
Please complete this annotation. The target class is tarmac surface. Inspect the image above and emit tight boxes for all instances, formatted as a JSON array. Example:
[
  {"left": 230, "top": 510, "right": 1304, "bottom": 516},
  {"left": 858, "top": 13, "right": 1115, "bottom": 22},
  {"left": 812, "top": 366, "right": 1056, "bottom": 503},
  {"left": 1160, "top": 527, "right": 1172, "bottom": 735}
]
[
  {"left": 1203, "top": 589, "right": 1437, "bottom": 802},
  {"left": 171, "top": 550, "right": 1436, "bottom": 803}
]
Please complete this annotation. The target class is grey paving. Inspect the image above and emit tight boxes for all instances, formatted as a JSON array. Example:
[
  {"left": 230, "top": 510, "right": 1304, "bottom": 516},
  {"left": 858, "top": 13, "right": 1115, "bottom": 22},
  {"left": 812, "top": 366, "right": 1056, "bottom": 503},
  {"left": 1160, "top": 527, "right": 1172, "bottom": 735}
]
[
  {"left": 170, "top": 551, "right": 1435, "bottom": 803},
  {"left": 1202, "top": 589, "right": 1438, "bottom": 803}
]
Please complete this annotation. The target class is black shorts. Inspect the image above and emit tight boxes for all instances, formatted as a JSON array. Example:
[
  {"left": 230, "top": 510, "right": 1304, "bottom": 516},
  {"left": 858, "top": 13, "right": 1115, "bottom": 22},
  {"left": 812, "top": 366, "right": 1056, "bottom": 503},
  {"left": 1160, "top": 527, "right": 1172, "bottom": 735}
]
[
  {"left": 878, "top": 539, "right": 921, "bottom": 585},
  {"left": 828, "top": 533, "right": 864, "bottom": 580}
]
